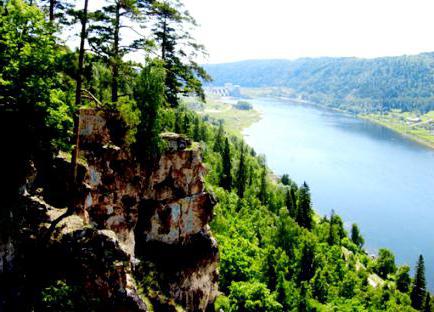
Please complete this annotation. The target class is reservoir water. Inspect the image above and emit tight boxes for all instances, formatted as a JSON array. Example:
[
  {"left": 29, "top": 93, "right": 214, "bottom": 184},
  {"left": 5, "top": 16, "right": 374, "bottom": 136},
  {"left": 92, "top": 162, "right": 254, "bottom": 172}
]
[{"left": 243, "top": 97, "right": 434, "bottom": 287}]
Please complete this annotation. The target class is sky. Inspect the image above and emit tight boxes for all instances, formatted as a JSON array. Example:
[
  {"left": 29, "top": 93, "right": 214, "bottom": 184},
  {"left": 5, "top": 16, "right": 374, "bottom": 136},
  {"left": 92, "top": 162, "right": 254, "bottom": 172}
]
[{"left": 182, "top": 0, "right": 434, "bottom": 64}]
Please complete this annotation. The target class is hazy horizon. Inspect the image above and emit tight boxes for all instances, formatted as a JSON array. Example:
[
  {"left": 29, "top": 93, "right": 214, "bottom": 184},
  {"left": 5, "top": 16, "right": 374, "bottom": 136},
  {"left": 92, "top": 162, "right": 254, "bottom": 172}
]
[{"left": 202, "top": 50, "right": 434, "bottom": 65}]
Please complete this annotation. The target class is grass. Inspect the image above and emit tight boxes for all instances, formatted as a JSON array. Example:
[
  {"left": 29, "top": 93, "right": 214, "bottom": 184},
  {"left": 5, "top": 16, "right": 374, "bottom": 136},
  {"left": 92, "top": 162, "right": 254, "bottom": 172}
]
[
  {"left": 184, "top": 95, "right": 261, "bottom": 136},
  {"left": 360, "top": 110, "right": 434, "bottom": 148}
]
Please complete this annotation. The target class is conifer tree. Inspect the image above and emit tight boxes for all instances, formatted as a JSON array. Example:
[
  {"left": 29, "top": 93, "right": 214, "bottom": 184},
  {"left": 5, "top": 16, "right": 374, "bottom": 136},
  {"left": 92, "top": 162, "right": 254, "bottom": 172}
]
[
  {"left": 88, "top": 0, "right": 139, "bottom": 104},
  {"left": 192, "top": 116, "right": 200, "bottom": 141},
  {"left": 411, "top": 255, "right": 427, "bottom": 310},
  {"left": 351, "top": 223, "right": 364, "bottom": 248},
  {"left": 150, "top": 0, "right": 211, "bottom": 106},
  {"left": 296, "top": 182, "right": 313, "bottom": 230},
  {"left": 213, "top": 120, "right": 224, "bottom": 153},
  {"left": 327, "top": 210, "right": 338, "bottom": 246},
  {"left": 281, "top": 174, "right": 290, "bottom": 186},
  {"left": 258, "top": 166, "right": 267, "bottom": 205},
  {"left": 219, "top": 137, "right": 232, "bottom": 190},
  {"left": 299, "top": 240, "right": 316, "bottom": 282},
  {"left": 236, "top": 142, "right": 247, "bottom": 198},
  {"left": 285, "top": 188, "right": 296, "bottom": 218},
  {"left": 38, "top": 0, "right": 73, "bottom": 23},
  {"left": 424, "top": 294, "right": 431, "bottom": 312}
]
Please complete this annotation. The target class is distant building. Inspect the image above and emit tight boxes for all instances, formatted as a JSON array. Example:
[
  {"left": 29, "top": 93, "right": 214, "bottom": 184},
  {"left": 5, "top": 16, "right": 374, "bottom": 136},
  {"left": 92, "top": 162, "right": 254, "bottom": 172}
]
[{"left": 205, "top": 83, "right": 242, "bottom": 98}]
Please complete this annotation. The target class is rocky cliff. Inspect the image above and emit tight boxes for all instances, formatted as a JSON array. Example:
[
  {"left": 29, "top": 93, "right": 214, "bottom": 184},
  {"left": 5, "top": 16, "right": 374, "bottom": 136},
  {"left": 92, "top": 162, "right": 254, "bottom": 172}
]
[{"left": 0, "top": 108, "right": 219, "bottom": 311}]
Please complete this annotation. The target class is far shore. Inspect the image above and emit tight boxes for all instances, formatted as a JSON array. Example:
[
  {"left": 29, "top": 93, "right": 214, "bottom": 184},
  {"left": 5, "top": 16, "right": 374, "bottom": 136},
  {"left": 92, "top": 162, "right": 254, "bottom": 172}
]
[{"left": 242, "top": 92, "right": 434, "bottom": 151}]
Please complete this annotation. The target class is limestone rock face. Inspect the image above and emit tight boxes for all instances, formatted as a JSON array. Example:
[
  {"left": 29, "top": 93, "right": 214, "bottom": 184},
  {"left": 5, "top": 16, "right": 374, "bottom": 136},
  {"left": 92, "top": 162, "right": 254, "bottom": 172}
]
[
  {"left": 75, "top": 108, "right": 219, "bottom": 311},
  {"left": 0, "top": 109, "right": 218, "bottom": 311}
]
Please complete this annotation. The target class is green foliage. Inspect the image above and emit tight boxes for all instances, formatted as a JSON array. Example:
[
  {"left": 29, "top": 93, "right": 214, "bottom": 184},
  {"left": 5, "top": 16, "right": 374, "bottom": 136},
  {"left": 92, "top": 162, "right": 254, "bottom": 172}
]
[
  {"left": 219, "top": 137, "right": 232, "bottom": 190},
  {"left": 397, "top": 265, "right": 412, "bottom": 293},
  {"left": 228, "top": 281, "right": 282, "bottom": 312},
  {"left": 0, "top": 0, "right": 73, "bottom": 152},
  {"left": 411, "top": 255, "right": 427, "bottom": 310},
  {"left": 375, "top": 249, "right": 397, "bottom": 279},
  {"left": 281, "top": 173, "right": 290, "bottom": 185},
  {"left": 296, "top": 182, "right": 313, "bottom": 230},
  {"left": 205, "top": 55, "right": 434, "bottom": 113},
  {"left": 351, "top": 223, "right": 365, "bottom": 249},
  {"left": 150, "top": 0, "right": 211, "bottom": 106},
  {"left": 133, "top": 61, "right": 167, "bottom": 161},
  {"left": 40, "top": 280, "right": 101, "bottom": 311}
]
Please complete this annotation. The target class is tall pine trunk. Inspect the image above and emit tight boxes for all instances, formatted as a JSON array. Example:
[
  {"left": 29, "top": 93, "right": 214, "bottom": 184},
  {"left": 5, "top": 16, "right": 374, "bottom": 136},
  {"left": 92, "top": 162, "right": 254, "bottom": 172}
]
[
  {"left": 72, "top": 0, "right": 89, "bottom": 185},
  {"left": 49, "top": 0, "right": 55, "bottom": 21},
  {"left": 111, "top": 1, "right": 121, "bottom": 104}
]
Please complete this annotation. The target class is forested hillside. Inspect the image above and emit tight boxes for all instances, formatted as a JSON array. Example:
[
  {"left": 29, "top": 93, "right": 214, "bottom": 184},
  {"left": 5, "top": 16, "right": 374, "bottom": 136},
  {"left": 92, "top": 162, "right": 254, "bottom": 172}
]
[
  {"left": 204, "top": 54, "right": 434, "bottom": 113},
  {"left": 0, "top": 0, "right": 433, "bottom": 311}
]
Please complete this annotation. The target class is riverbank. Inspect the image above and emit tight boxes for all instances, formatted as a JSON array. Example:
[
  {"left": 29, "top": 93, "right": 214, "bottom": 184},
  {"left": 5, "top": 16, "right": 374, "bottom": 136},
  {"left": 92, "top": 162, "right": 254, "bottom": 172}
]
[
  {"left": 185, "top": 95, "right": 261, "bottom": 135},
  {"left": 241, "top": 87, "right": 434, "bottom": 149},
  {"left": 360, "top": 112, "right": 434, "bottom": 149}
]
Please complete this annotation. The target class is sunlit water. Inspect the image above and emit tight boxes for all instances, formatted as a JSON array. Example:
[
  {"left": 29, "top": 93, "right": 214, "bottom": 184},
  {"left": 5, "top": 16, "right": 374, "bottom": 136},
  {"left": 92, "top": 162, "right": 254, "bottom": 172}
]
[{"left": 243, "top": 97, "right": 434, "bottom": 287}]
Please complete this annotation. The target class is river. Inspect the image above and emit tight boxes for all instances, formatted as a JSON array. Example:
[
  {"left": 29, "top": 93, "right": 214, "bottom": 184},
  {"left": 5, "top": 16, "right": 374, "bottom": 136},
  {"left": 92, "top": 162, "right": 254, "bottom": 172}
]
[{"left": 243, "top": 97, "right": 434, "bottom": 287}]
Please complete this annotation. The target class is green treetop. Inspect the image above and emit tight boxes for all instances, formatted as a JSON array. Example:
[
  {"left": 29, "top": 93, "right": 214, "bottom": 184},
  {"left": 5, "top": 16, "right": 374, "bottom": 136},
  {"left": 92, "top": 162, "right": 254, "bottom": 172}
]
[
  {"left": 219, "top": 137, "right": 232, "bottom": 191},
  {"left": 411, "top": 254, "right": 427, "bottom": 310}
]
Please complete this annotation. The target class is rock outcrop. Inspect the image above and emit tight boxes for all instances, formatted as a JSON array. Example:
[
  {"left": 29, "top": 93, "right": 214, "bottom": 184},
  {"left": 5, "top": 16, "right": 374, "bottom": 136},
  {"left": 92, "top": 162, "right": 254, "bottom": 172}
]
[{"left": 0, "top": 108, "right": 218, "bottom": 311}]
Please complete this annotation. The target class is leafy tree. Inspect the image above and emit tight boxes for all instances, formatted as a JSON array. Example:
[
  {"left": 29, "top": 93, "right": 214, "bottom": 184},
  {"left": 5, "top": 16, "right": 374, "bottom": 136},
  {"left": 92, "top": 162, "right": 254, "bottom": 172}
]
[
  {"left": 374, "top": 249, "right": 396, "bottom": 279},
  {"left": 396, "top": 265, "right": 411, "bottom": 293},
  {"left": 219, "top": 137, "right": 232, "bottom": 190},
  {"left": 351, "top": 223, "right": 364, "bottom": 248},
  {"left": 411, "top": 255, "right": 427, "bottom": 310},
  {"left": 0, "top": 0, "right": 72, "bottom": 152},
  {"left": 133, "top": 61, "right": 166, "bottom": 161},
  {"left": 228, "top": 281, "right": 282, "bottom": 312},
  {"left": 296, "top": 182, "right": 313, "bottom": 230},
  {"left": 150, "top": 0, "right": 211, "bottom": 106}
]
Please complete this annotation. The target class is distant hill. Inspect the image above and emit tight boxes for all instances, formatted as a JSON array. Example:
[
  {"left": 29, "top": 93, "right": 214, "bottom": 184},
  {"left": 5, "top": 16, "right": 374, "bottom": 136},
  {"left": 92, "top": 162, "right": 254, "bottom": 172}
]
[{"left": 204, "top": 53, "right": 434, "bottom": 113}]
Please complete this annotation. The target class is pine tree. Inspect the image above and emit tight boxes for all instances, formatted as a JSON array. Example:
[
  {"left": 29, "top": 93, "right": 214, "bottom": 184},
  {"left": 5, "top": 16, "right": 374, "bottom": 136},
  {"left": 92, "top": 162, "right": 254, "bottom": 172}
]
[
  {"left": 424, "top": 294, "right": 431, "bottom": 312},
  {"left": 88, "top": 0, "right": 138, "bottom": 104},
  {"left": 285, "top": 188, "right": 296, "bottom": 217},
  {"left": 281, "top": 174, "right": 290, "bottom": 185},
  {"left": 38, "top": 0, "right": 73, "bottom": 23},
  {"left": 258, "top": 166, "right": 267, "bottom": 205},
  {"left": 296, "top": 182, "right": 313, "bottom": 230},
  {"left": 213, "top": 121, "right": 224, "bottom": 153},
  {"left": 150, "top": 0, "right": 211, "bottom": 106},
  {"left": 299, "top": 240, "right": 316, "bottom": 282},
  {"left": 351, "top": 223, "right": 364, "bottom": 248},
  {"left": 411, "top": 255, "right": 427, "bottom": 310},
  {"left": 192, "top": 116, "right": 200, "bottom": 141},
  {"left": 236, "top": 142, "right": 247, "bottom": 198},
  {"left": 327, "top": 210, "right": 338, "bottom": 246},
  {"left": 219, "top": 137, "right": 232, "bottom": 190}
]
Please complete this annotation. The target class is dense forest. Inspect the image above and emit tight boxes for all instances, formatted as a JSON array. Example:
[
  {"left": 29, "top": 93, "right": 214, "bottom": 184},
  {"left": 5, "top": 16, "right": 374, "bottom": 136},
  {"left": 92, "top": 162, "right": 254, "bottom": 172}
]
[
  {"left": 204, "top": 55, "right": 434, "bottom": 113},
  {"left": 0, "top": 0, "right": 433, "bottom": 311}
]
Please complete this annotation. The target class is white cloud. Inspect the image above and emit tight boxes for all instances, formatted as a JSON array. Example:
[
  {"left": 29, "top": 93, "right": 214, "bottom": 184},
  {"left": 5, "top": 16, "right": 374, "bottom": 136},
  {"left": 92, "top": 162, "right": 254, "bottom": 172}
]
[{"left": 183, "top": 0, "right": 434, "bottom": 63}]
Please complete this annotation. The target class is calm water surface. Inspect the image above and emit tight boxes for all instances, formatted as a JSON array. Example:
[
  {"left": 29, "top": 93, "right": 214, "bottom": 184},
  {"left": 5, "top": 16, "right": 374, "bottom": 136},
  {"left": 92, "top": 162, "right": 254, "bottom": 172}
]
[{"left": 243, "top": 97, "right": 434, "bottom": 286}]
